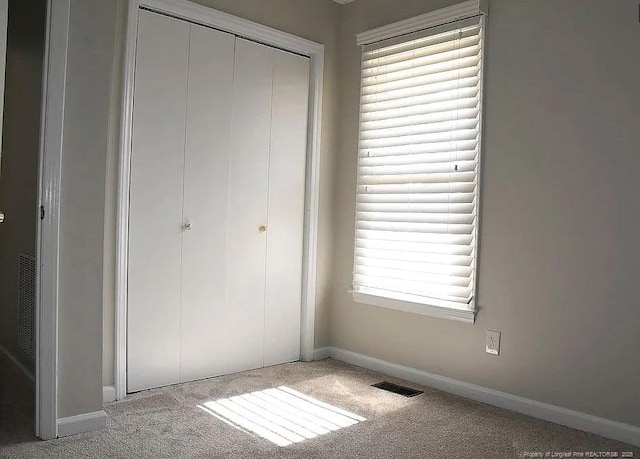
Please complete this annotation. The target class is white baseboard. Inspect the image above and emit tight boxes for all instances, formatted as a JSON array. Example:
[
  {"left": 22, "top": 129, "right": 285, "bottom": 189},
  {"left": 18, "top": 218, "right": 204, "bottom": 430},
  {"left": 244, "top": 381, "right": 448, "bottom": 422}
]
[
  {"left": 0, "top": 344, "right": 35, "bottom": 383},
  {"left": 57, "top": 410, "right": 107, "bottom": 437},
  {"left": 103, "top": 385, "right": 116, "bottom": 404},
  {"left": 312, "top": 346, "right": 331, "bottom": 360},
  {"left": 326, "top": 346, "right": 640, "bottom": 447}
]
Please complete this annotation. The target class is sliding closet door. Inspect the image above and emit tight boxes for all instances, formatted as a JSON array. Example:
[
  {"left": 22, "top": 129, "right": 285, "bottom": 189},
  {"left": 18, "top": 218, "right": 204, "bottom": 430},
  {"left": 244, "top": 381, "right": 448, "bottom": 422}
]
[
  {"left": 264, "top": 51, "right": 310, "bottom": 366},
  {"left": 225, "top": 38, "right": 273, "bottom": 374},
  {"left": 127, "top": 10, "right": 190, "bottom": 392},
  {"left": 180, "top": 25, "right": 235, "bottom": 382}
]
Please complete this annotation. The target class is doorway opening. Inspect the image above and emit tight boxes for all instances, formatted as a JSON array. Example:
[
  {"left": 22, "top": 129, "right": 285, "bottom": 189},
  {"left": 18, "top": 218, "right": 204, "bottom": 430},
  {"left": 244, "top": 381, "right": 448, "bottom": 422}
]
[{"left": 0, "top": 0, "right": 47, "bottom": 444}]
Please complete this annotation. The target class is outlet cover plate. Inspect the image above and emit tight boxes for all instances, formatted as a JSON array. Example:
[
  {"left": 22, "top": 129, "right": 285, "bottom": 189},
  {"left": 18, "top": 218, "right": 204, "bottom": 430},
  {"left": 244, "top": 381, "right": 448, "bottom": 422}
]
[{"left": 486, "top": 330, "right": 501, "bottom": 355}]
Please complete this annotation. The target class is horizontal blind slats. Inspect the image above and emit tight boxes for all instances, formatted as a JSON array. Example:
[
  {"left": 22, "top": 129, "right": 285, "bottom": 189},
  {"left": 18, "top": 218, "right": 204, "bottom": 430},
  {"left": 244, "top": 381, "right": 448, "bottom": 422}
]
[
  {"left": 359, "top": 159, "right": 477, "bottom": 176},
  {"left": 361, "top": 118, "right": 479, "bottom": 141},
  {"left": 361, "top": 85, "right": 480, "bottom": 115},
  {"left": 354, "top": 256, "right": 473, "bottom": 276},
  {"left": 363, "top": 25, "right": 481, "bottom": 66},
  {"left": 357, "top": 212, "right": 475, "bottom": 225},
  {"left": 358, "top": 196, "right": 475, "bottom": 210},
  {"left": 361, "top": 97, "right": 479, "bottom": 123},
  {"left": 359, "top": 170, "right": 476, "bottom": 186},
  {"left": 355, "top": 238, "right": 472, "bottom": 255},
  {"left": 362, "top": 41, "right": 481, "bottom": 83},
  {"left": 356, "top": 221, "right": 474, "bottom": 234},
  {"left": 361, "top": 139, "right": 478, "bottom": 158},
  {"left": 361, "top": 106, "right": 479, "bottom": 131},
  {"left": 358, "top": 203, "right": 475, "bottom": 215},
  {"left": 353, "top": 15, "right": 483, "bottom": 308},
  {"left": 354, "top": 267, "right": 471, "bottom": 288},
  {"left": 358, "top": 183, "right": 476, "bottom": 196},
  {"left": 357, "top": 201, "right": 475, "bottom": 213},
  {"left": 355, "top": 247, "right": 473, "bottom": 266},
  {"left": 362, "top": 72, "right": 480, "bottom": 105},
  {"left": 353, "top": 274, "right": 472, "bottom": 301},
  {"left": 361, "top": 129, "right": 478, "bottom": 149},
  {"left": 356, "top": 229, "right": 473, "bottom": 244},
  {"left": 359, "top": 150, "right": 477, "bottom": 167},
  {"left": 362, "top": 58, "right": 480, "bottom": 97}
]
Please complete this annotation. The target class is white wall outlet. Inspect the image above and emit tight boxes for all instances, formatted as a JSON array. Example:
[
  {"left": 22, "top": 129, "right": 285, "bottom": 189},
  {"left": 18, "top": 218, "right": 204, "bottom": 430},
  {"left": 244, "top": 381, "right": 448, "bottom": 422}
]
[{"left": 485, "top": 330, "right": 501, "bottom": 355}]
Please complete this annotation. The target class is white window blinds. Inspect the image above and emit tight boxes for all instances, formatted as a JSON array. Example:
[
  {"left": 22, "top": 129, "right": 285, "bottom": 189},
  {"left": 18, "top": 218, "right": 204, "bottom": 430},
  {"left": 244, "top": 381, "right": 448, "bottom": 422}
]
[{"left": 353, "top": 15, "right": 485, "bottom": 311}]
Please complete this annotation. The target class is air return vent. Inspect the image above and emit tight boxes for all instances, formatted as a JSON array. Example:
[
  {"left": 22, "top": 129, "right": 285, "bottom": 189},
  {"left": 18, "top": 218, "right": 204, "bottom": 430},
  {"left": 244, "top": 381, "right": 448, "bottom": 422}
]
[
  {"left": 372, "top": 381, "right": 423, "bottom": 397},
  {"left": 17, "top": 252, "right": 36, "bottom": 360}
]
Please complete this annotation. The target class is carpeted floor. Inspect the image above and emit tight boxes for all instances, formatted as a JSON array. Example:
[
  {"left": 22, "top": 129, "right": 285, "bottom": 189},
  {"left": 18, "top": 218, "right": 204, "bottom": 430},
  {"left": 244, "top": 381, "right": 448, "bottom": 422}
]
[
  {"left": 0, "top": 353, "right": 35, "bottom": 449},
  {"left": 1, "top": 358, "right": 638, "bottom": 458}
]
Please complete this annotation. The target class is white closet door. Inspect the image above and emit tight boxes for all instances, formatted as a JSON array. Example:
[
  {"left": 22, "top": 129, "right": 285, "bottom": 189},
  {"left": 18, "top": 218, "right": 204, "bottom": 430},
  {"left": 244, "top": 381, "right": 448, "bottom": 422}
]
[
  {"left": 225, "top": 38, "right": 274, "bottom": 374},
  {"left": 127, "top": 10, "right": 190, "bottom": 392},
  {"left": 264, "top": 51, "right": 310, "bottom": 366},
  {"left": 180, "top": 25, "right": 235, "bottom": 382}
]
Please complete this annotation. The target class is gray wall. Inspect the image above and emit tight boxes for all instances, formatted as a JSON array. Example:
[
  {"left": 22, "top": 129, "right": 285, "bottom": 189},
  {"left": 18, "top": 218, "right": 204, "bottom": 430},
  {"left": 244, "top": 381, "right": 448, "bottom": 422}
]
[
  {"left": 101, "top": 0, "right": 341, "bottom": 385},
  {"left": 332, "top": 0, "right": 640, "bottom": 427},
  {"left": 58, "top": 0, "right": 117, "bottom": 418},
  {"left": 0, "top": 0, "right": 46, "bottom": 370}
]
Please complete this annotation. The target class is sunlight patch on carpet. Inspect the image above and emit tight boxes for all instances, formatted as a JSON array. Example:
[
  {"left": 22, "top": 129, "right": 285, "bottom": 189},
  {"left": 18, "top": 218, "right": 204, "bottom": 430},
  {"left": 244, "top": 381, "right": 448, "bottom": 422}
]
[{"left": 197, "top": 386, "right": 366, "bottom": 447}]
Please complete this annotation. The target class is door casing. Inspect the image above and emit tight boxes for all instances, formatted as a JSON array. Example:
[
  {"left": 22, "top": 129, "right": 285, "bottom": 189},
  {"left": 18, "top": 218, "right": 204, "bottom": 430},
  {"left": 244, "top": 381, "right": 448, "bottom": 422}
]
[
  {"left": 36, "top": 0, "right": 71, "bottom": 440},
  {"left": 114, "top": 0, "right": 324, "bottom": 400}
]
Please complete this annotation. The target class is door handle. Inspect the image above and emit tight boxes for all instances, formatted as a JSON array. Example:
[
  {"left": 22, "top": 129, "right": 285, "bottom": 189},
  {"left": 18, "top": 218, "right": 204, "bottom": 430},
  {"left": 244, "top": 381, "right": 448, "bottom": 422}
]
[
  {"left": 259, "top": 225, "right": 267, "bottom": 233},
  {"left": 183, "top": 222, "right": 192, "bottom": 231},
  {"left": 0, "top": 211, "right": 4, "bottom": 223}
]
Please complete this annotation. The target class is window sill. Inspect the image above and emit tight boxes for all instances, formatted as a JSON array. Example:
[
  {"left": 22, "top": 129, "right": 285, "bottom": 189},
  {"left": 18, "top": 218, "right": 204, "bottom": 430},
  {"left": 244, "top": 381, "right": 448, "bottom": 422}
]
[{"left": 351, "top": 291, "right": 476, "bottom": 324}]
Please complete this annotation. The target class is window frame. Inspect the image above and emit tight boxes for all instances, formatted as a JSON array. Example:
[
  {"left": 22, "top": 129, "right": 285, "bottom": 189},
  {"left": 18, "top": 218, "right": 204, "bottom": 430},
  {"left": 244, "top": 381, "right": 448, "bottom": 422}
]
[{"left": 351, "top": 0, "right": 488, "bottom": 323}]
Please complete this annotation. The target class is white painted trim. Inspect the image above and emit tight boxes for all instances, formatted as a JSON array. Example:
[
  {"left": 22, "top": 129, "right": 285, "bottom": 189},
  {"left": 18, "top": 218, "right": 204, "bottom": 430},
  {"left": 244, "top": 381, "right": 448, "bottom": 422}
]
[
  {"left": 103, "top": 385, "right": 116, "bottom": 404},
  {"left": 36, "top": 0, "right": 71, "bottom": 441},
  {"left": 57, "top": 410, "right": 107, "bottom": 438},
  {"left": 114, "top": 0, "right": 139, "bottom": 403},
  {"left": 312, "top": 346, "right": 331, "bottom": 361},
  {"left": 470, "top": 14, "right": 487, "bottom": 318},
  {"left": 0, "top": 344, "right": 35, "bottom": 383},
  {"left": 140, "top": 0, "right": 323, "bottom": 56},
  {"left": 327, "top": 347, "right": 640, "bottom": 447},
  {"left": 115, "top": 0, "right": 324, "bottom": 399},
  {"left": 356, "top": 0, "right": 488, "bottom": 46},
  {"left": 352, "top": 291, "right": 476, "bottom": 323},
  {"left": 300, "top": 40, "right": 324, "bottom": 363}
]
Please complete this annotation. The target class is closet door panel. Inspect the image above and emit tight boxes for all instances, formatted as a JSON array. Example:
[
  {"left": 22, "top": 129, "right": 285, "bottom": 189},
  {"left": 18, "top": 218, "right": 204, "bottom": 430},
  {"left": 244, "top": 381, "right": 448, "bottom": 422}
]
[
  {"left": 180, "top": 25, "right": 235, "bottom": 383},
  {"left": 127, "top": 10, "right": 189, "bottom": 392},
  {"left": 264, "top": 51, "right": 310, "bottom": 366},
  {"left": 225, "top": 38, "right": 273, "bottom": 373}
]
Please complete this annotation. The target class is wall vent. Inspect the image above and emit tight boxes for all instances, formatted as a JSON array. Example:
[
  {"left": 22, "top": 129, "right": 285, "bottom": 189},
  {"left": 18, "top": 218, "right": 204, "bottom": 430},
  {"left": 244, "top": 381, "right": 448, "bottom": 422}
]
[{"left": 17, "top": 252, "right": 36, "bottom": 360}]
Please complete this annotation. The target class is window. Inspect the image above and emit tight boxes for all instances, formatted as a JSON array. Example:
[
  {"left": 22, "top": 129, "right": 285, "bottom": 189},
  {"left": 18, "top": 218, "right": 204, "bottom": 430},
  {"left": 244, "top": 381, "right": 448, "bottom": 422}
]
[{"left": 352, "top": 2, "right": 487, "bottom": 322}]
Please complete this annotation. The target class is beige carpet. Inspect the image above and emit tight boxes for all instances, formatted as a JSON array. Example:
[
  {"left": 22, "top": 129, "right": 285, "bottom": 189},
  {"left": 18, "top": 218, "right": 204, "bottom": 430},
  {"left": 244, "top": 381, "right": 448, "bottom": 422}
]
[{"left": 1, "top": 358, "right": 638, "bottom": 458}]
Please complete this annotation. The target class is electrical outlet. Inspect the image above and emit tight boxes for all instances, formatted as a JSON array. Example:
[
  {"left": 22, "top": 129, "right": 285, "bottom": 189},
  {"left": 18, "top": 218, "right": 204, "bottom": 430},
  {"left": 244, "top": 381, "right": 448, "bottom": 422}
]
[{"left": 485, "top": 330, "right": 501, "bottom": 355}]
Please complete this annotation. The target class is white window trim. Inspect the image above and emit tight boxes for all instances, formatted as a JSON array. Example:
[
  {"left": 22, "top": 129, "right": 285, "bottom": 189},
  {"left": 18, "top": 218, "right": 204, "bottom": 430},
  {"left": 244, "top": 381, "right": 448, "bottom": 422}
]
[
  {"left": 352, "top": 291, "right": 475, "bottom": 323},
  {"left": 356, "top": 0, "right": 488, "bottom": 46},
  {"left": 351, "top": 0, "right": 488, "bottom": 323}
]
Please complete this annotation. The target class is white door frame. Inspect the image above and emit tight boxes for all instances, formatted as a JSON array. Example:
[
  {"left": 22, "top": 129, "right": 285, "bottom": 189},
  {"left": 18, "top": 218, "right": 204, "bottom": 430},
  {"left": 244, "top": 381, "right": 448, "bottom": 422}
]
[
  {"left": 114, "top": 0, "right": 324, "bottom": 400},
  {"left": 36, "top": 0, "right": 71, "bottom": 440}
]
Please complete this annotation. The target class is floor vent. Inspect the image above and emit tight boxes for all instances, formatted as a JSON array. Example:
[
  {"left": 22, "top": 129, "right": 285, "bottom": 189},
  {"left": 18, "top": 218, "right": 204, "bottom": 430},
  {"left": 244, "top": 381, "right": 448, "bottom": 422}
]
[
  {"left": 372, "top": 381, "right": 423, "bottom": 397},
  {"left": 17, "top": 252, "right": 36, "bottom": 360}
]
